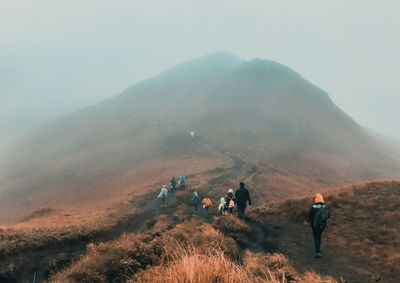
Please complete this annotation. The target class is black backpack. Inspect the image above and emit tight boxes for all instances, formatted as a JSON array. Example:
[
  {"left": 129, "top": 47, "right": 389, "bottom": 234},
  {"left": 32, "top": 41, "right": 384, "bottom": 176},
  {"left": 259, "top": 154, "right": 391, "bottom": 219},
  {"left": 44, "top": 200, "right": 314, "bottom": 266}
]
[{"left": 313, "top": 206, "right": 329, "bottom": 230}]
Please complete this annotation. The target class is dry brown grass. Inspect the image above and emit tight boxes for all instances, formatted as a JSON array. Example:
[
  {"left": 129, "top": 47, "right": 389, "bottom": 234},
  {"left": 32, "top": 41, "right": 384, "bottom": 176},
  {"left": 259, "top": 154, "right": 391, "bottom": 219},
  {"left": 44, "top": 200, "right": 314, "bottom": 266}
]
[
  {"left": 249, "top": 180, "right": 400, "bottom": 281},
  {"left": 49, "top": 217, "right": 237, "bottom": 283},
  {"left": 133, "top": 245, "right": 337, "bottom": 283},
  {"left": 0, "top": 201, "right": 147, "bottom": 282},
  {"left": 48, "top": 211, "right": 336, "bottom": 283},
  {"left": 0, "top": 204, "right": 141, "bottom": 258},
  {"left": 5, "top": 176, "right": 373, "bottom": 282},
  {"left": 133, "top": 247, "right": 274, "bottom": 283},
  {"left": 213, "top": 214, "right": 252, "bottom": 233},
  {"left": 50, "top": 232, "right": 163, "bottom": 283}
]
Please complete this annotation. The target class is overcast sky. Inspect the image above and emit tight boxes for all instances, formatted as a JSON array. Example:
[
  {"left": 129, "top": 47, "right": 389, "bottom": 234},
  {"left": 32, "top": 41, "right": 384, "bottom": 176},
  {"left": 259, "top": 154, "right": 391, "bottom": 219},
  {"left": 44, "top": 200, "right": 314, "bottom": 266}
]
[{"left": 1, "top": 0, "right": 399, "bottom": 154}]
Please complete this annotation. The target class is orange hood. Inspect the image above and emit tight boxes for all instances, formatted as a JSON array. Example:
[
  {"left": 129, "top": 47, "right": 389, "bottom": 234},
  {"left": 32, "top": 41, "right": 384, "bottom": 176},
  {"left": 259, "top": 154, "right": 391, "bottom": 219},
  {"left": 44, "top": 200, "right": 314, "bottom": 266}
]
[{"left": 315, "top": 193, "right": 324, "bottom": 204}]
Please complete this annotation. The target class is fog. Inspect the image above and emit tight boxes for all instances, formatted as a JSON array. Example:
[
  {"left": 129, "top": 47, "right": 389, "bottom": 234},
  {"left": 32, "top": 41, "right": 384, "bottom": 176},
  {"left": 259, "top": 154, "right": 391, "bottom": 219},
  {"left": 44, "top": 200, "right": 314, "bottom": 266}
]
[{"left": 1, "top": 0, "right": 400, "bottom": 156}]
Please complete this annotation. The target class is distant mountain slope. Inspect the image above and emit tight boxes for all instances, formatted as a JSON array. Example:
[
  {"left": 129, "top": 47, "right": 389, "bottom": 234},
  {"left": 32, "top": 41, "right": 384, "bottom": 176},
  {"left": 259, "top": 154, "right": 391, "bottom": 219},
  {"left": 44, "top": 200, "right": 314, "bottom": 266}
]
[{"left": 0, "top": 52, "right": 399, "bottom": 224}]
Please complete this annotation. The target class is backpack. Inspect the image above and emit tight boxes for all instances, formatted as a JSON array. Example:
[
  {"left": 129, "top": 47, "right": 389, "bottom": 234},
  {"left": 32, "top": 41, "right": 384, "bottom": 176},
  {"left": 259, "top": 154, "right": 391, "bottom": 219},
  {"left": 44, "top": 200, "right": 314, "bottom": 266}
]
[
  {"left": 228, "top": 199, "right": 235, "bottom": 208},
  {"left": 204, "top": 198, "right": 211, "bottom": 207},
  {"left": 313, "top": 206, "right": 329, "bottom": 230}
]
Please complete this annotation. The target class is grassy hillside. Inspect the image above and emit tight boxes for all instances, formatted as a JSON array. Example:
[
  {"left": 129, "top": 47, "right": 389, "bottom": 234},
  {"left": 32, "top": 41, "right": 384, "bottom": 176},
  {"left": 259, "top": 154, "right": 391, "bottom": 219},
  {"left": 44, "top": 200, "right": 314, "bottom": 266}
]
[
  {"left": 248, "top": 180, "right": 400, "bottom": 282},
  {"left": 1, "top": 52, "right": 399, "bottom": 224},
  {"left": 1, "top": 180, "right": 399, "bottom": 282},
  {"left": 0, "top": 189, "right": 336, "bottom": 283}
]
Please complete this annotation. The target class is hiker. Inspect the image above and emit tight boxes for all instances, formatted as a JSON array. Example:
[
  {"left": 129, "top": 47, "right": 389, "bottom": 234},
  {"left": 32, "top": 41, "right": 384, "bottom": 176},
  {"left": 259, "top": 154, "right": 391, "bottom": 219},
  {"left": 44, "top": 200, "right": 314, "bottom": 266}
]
[
  {"left": 202, "top": 197, "right": 212, "bottom": 216},
  {"left": 170, "top": 176, "right": 176, "bottom": 192},
  {"left": 218, "top": 197, "right": 226, "bottom": 215},
  {"left": 308, "top": 193, "right": 330, "bottom": 258},
  {"left": 178, "top": 175, "right": 186, "bottom": 190},
  {"left": 191, "top": 191, "right": 200, "bottom": 213},
  {"left": 158, "top": 185, "right": 168, "bottom": 204},
  {"left": 234, "top": 182, "right": 251, "bottom": 219},
  {"left": 225, "top": 189, "right": 235, "bottom": 214}
]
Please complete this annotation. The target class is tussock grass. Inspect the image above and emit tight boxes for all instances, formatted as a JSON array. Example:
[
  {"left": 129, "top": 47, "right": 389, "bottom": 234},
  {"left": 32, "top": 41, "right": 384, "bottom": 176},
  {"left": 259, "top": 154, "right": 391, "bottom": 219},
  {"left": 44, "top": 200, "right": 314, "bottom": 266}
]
[
  {"left": 213, "top": 214, "right": 252, "bottom": 233},
  {"left": 133, "top": 245, "right": 336, "bottom": 283},
  {"left": 50, "top": 233, "right": 163, "bottom": 283},
  {"left": 49, "top": 212, "right": 336, "bottom": 283}
]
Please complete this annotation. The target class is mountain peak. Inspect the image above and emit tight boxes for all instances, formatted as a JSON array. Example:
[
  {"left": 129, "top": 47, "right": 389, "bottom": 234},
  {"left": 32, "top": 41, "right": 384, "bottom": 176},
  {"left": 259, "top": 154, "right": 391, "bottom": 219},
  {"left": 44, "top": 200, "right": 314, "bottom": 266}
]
[
  {"left": 156, "top": 51, "right": 244, "bottom": 82},
  {"left": 239, "top": 58, "right": 299, "bottom": 77}
]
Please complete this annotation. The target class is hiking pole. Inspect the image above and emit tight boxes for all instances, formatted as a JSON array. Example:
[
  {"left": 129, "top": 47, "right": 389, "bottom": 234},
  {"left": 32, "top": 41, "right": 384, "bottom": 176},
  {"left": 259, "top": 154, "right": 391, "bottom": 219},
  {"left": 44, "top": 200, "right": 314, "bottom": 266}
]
[{"left": 33, "top": 271, "right": 36, "bottom": 283}]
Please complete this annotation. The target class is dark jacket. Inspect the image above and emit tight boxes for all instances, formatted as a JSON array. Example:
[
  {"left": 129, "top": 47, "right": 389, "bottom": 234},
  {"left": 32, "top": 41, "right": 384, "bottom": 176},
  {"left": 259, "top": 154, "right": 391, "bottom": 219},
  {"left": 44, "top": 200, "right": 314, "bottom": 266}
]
[
  {"left": 191, "top": 195, "right": 200, "bottom": 205},
  {"left": 171, "top": 178, "right": 176, "bottom": 187},
  {"left": 235, "top": 187, "right": 251, "bottom": 207},
  {"left": 308, "top": 203, "right": 330, "bottom": 229}
]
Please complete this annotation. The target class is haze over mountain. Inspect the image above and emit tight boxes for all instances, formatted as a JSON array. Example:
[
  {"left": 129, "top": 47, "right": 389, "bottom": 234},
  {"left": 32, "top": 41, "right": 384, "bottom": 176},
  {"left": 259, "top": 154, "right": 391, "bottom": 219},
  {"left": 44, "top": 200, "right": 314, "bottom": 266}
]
[
  {"left": 0, "top": 52, "right": 399, "bottom": 224},
  {"left": 367, "top": 128, "right": 400, "bottom": 164}
]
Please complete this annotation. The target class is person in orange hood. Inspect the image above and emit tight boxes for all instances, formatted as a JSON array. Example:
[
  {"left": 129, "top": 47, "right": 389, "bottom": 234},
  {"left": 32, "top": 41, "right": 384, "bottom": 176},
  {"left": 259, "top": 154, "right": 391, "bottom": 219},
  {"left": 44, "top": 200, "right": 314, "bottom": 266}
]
[{"left": 308, "top": 193, "right": 330, "bottom": 258}]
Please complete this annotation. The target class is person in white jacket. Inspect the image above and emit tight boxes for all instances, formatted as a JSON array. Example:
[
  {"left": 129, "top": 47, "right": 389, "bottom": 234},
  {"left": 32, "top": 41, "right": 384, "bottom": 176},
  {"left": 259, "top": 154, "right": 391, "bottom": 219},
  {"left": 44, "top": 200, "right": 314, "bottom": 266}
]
[
  {"left": 218, "top": 197, "right": 226, "bottom": 215},
  {"left": 158, "top": 185, "right": 168, "bottom": 203}
]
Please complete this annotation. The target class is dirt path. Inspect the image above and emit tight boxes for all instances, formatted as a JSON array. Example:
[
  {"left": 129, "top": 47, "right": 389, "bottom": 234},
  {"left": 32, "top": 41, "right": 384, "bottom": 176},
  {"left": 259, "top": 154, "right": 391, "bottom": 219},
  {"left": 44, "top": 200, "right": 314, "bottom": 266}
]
[
  {"left": 276, "top": 225, "right": 361, "bottom": 282},
  {"left": 275, "top": 223, "right": 391, "bottom": 283},
  {"left": 231, "top": 216, "right": 384, "bottom": 283}
]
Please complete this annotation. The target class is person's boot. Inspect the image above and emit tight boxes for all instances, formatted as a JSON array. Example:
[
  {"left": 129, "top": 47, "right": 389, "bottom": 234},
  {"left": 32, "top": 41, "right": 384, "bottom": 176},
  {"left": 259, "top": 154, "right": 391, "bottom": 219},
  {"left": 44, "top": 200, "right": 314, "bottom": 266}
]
[{"left": 315, "top": 252, "right": 322, "bottom": 258}]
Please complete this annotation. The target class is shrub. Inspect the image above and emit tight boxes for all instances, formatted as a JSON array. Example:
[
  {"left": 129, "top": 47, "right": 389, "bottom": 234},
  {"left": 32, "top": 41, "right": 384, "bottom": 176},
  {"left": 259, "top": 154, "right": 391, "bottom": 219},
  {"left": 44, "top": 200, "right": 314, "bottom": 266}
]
[{"left": 213, "top": 214, "right": 252, "bottom": 233}]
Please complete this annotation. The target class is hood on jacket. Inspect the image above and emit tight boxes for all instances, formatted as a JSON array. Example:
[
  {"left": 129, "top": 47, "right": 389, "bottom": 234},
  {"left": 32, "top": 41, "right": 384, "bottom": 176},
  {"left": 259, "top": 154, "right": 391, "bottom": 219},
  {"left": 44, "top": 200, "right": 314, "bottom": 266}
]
[{"left": 315, "top": 193, "right": 324, "bottom": 204}]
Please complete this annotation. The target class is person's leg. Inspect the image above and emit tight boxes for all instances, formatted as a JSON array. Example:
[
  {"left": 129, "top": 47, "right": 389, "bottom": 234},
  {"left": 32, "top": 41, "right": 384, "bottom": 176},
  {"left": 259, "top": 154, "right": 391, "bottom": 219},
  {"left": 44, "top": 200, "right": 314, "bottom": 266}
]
[
  {"left": 313, "top": 228, "right": 323, "bottom": 257},
  {"left": 205, "top": 206, "right": 209, "bottom": 216},
  {"left": 312, "top": 228, "right": 319, "bottom": 253},
  {"left": 238, "top": 207, "right": 244, "bottom": 219},
  {"left": 317, "top": 229, "right": 323, "bottom": 253}
]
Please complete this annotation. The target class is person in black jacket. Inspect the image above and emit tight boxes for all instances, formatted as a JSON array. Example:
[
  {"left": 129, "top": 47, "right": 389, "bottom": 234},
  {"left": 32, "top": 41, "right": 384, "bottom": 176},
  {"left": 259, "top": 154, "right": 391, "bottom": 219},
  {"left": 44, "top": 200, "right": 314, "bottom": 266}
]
[
  {"left": 225, "top": 189, "right": 235, "bottom": 214},
  {"left": 170, "top": 177, "right": 176, "bottom": 192},
  {"left": 191, "top": 191, "right": 200, "bottom": 213},
  {"left": 308, "top": 193, "right": 330, "bottom": 258},
  {"left": 234, "top": 182, "right": 251, "bottom": 219}
]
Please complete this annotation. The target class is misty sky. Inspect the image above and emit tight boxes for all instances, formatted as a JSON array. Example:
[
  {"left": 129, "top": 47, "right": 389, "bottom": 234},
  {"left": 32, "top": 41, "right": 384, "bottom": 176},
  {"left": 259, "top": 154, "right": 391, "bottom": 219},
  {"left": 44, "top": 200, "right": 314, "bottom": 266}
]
[{"left": 1, "top": 0, "right": 399, "bottom": 154}]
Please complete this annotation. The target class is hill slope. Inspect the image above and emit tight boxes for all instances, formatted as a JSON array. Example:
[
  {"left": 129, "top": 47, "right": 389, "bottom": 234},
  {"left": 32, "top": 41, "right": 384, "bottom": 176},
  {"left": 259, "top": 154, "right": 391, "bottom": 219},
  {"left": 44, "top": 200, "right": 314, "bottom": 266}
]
[
  {"left": 1, "top": 180, "right": 398, "bottom": 282},
  {"left": 0, "top": 52, "right": 399, "bottom": 224},
  {"left": 248, "top": 180, "right": 400, "bottom": 282}
]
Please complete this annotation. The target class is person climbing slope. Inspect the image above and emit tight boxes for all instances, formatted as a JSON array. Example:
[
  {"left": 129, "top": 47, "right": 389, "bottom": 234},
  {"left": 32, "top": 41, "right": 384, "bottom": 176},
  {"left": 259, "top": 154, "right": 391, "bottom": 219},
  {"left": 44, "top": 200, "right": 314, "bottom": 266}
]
[
  {"left": 191, "top": 191, "right": 200, "bottom": 213},
  {"left": 235, "top": 182, "right": 251, "bottom": 219},
  {"left": 158, "top": 185, "right": 168, "bottom": 204},
  {"left": 308, "top": 193, "right": 330, "bottom": 258},
  {"left": 178, "top": 175, "right": 186, "bottom": 190},
  {"left": 225, "top": 189, "right": 235, "bottom": 214},
  {"left": 218, "top": 197, "right": 226, "bottom": 215},
  {"left": 202, "top": 197, "right": 212, "bottom": 216},
  {"left": 170, "top": 176, "right": 176, "bottom": 192}
]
